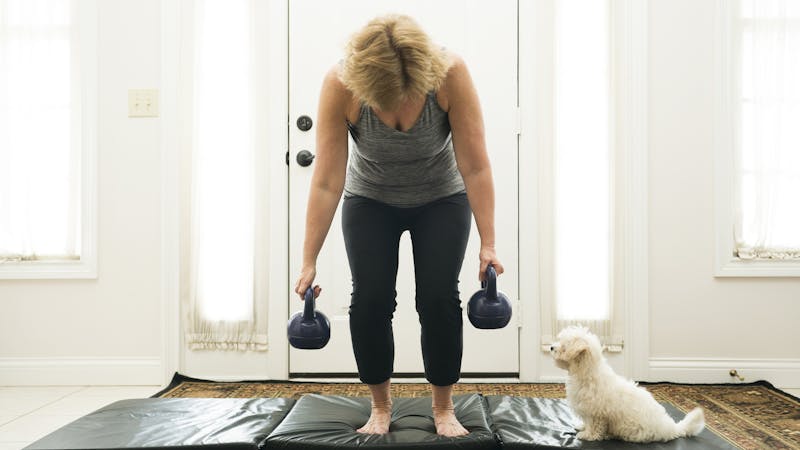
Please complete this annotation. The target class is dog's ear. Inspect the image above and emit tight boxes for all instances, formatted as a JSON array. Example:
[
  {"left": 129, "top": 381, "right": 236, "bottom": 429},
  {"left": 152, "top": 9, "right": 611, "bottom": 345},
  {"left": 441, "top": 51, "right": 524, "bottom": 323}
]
[{"left": 563, "top": 338, "right": 589, "bottom": 362}]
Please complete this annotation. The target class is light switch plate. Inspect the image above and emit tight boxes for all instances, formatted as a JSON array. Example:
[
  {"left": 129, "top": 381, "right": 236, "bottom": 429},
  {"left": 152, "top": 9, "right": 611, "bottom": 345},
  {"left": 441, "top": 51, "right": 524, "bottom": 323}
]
[{"left": 128, "top": 89, "right": 159, "bottom": 117}]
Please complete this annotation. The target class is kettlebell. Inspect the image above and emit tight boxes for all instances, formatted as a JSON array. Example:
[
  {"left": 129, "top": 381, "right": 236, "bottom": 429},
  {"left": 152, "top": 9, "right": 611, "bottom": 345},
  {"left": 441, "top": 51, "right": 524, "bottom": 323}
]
[
  {"left": 467, "top": 265, "right": 512, "bottom": 329},
  {"left": 287, "top": 287, "right": 331, "bottom": 349}
]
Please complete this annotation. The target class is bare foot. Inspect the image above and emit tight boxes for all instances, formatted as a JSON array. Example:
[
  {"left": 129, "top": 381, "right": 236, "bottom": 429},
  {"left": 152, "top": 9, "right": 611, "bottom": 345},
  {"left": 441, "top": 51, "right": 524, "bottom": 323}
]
[
  {"left": 357, "top": 406, "right": 392, "bottom": 434},
  {"left": 432, "top": 407, "right": 469, "bottom": 437}
]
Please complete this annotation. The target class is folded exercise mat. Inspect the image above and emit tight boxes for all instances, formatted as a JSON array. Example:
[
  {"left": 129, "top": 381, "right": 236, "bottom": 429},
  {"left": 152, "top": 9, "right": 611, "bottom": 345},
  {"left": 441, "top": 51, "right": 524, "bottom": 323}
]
[
  {"left": 25, "top": 394, "right": 740, "bottom": 450},
  {"left": 25, "top": 397, "right": 296, "bottom": 450},
  {"left": 485, "top": 396, "right": 737, "bottom": 450},
  {"left": 262, "top": 393, "right": 497, "bottom": 449}
]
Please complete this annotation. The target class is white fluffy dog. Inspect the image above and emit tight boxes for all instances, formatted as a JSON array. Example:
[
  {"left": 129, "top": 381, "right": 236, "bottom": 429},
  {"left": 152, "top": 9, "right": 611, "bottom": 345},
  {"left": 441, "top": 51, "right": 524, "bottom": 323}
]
[{"left": 550, "top": 326, "right": 705, "bottom": 443}]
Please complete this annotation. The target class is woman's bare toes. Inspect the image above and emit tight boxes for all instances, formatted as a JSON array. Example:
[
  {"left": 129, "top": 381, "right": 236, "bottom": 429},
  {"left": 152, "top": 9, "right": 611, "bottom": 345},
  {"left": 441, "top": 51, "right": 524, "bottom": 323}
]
[
  {"left": 432, "top": 409, "right": 469, "bottom": 437},
  {"left": 357, "top": 407, "right": 392, "bottom": 434}
]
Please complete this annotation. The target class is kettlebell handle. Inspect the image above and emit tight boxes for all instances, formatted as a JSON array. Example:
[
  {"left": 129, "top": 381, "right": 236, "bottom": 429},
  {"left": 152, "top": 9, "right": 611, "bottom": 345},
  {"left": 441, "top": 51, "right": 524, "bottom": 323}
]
[
  {"left": 303, "top": 287, "right": 316, "bottom": 322},
  {"left": 481, "top": 265, "right": 498, "bottom": 302}
]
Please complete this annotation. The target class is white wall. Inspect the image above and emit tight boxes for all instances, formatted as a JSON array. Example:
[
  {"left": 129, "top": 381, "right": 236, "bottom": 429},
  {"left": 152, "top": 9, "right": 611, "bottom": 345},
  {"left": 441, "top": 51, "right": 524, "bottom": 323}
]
[
  {"left": 648, "top": 0, "right": 799, "bottom": 386},
  {"left": 0, "top": 0, "right": 797, "bottom": 388},
  {"left": 0, "top": 0, "right": 164, "bottom": 385}
]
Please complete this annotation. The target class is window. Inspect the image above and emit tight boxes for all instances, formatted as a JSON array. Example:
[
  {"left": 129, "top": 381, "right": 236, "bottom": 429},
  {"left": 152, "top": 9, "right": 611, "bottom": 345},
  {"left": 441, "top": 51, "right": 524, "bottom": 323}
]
[
  {"left": 553, "top": 0, "right": 612, "bottom": 327},
  {"left": 180, "top": 0, "right": 269, "bottom": 350},
  {"left": 531, "top": 0, "right": 627, "bottom": 350},
  {"left": 715, "top": 0, "right": 800, "bottom": 276},
  {"left": 0, "top": 0, "right": 97, "bottom": 279}
]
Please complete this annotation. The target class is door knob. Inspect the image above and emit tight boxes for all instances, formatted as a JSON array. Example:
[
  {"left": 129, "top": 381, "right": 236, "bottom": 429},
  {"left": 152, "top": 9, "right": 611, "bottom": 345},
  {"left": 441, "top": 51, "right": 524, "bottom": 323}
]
[{"left": 296, "top": 150, "right": 315, "bottom": 167}]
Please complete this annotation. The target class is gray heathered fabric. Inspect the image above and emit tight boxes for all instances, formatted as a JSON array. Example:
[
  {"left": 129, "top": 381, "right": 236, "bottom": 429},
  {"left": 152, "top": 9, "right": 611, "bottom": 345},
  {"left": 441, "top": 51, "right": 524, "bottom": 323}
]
[{"left": 344, "top": 92, "right": 466, "bottom": 207}]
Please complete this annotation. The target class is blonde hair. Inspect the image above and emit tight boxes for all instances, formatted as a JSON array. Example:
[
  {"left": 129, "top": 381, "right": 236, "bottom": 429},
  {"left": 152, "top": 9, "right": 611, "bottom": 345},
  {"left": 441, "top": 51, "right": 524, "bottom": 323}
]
[{"left": 340, "top": 14, "right": 451, "bottom": 111}]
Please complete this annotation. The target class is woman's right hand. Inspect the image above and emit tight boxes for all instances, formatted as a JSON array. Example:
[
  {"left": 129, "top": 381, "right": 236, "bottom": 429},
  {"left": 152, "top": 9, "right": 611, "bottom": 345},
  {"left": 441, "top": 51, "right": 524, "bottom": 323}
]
[{"left": 294, "top": 264, "right": 322, "bottom": 300}]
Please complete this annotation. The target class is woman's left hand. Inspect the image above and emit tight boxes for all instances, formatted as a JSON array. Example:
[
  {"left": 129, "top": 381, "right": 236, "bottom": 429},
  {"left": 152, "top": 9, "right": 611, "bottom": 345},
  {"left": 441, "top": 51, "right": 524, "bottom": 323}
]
[{"left": 478, "top": 245, "right": 504, "bottom": 282}]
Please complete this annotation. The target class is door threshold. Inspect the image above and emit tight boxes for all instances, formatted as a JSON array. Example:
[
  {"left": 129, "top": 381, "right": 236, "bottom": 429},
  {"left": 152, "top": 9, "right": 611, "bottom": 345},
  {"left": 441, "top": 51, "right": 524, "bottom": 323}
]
[{"left": 289, "top": 372, "right": 521, "bottom": 383}]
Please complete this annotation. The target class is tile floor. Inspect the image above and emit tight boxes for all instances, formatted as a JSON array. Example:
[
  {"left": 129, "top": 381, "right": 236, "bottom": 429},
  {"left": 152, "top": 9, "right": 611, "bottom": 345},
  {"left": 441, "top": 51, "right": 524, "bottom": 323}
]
[
  {"left": 0, "top": 385, "right": 161, "bottom": 449},
  {"left": 0, "top": 385, "right": 798, "bottom": 449}
]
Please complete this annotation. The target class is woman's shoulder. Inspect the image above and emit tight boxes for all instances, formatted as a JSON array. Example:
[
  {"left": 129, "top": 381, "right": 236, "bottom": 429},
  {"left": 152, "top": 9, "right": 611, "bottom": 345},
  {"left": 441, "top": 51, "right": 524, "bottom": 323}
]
[
  {"left": 321, "top": 64, "right": 360, "bottom": 120},
  {"left": 323, "top": 64, "right": 349, "bottom": 95},
  {"left": 437, "top": 52, "right": 469, "bottom": 112}
]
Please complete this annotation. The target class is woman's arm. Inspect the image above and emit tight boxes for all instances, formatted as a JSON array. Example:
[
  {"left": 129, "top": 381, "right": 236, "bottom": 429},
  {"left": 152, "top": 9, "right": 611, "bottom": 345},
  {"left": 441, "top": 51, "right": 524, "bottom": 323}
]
[
  {"left": 443, "top": 56, "right": 505, "bottom": 281},
  {"left": 294, "top": 67, "right": 351, "bottom": 298}
]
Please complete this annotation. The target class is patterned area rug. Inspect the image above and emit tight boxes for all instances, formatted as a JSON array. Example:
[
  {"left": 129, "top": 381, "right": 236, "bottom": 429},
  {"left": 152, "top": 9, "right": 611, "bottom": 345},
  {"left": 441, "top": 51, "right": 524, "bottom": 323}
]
[{"left": 155, "top": 374, "right": 800, "bottom": 450}]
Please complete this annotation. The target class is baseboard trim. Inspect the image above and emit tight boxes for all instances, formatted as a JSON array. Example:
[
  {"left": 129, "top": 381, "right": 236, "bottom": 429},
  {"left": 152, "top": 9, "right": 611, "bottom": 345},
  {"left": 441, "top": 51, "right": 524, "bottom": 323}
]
[
  {"left": 8, "top": 357, "right": 793, "bottom": 388},
  {"left": 0, "top": 357, "right": 163, "bottom": 386},
  {"left": 649, "top": 358, "right": 800, "bottom": 389}
]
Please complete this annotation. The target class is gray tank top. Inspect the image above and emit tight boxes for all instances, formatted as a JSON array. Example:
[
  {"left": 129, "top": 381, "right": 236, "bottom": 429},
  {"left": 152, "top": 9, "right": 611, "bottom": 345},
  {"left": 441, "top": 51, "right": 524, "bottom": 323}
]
[{"left": 344, "top": 92, "right": 466, "bottom": 207}]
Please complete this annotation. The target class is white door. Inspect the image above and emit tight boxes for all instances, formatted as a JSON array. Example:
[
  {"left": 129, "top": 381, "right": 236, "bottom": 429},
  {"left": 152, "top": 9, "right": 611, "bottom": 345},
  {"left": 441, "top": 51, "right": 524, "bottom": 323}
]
[{"left": 289, "top": 0, "right": 519, "bottom": 377}]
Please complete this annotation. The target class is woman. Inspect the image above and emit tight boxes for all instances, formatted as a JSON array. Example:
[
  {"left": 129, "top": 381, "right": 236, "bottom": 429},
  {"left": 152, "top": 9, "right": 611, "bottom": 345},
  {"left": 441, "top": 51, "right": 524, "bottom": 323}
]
[{"left": 293, "top": 14, "right": 504, "bottom": 437}]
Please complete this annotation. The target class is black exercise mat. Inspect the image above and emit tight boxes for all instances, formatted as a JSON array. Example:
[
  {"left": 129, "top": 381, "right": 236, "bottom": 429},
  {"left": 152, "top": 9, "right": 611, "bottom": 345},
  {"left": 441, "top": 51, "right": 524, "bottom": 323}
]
[
  {"left": 486, "top": 396, "right": 738, "bottom": 449},
  {"left": 23, "top": 394, "right": 748, "bottom": 450},
  {"left": 25, "top": 397, "right": 295, "bottom": 450},
  {"left": 262, "top": 393, "right": 496, "bottom": 449}
]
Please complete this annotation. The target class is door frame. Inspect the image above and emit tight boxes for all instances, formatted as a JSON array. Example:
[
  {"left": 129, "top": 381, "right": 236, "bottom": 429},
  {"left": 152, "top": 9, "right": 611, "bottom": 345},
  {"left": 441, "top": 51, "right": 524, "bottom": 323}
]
[
  {"left": 161, "top": 0, "right": 646, "bottom": 384},
  {"left": 517, "top": 0, "right": 540, "bottom": 384},
  {"left": 263, "top": 0, "right": 291, "bottom": 381}
]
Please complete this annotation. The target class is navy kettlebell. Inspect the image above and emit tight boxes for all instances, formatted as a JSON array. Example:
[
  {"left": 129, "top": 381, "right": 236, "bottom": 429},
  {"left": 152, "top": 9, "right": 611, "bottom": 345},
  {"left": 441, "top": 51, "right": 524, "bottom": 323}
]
[
  {"left": 467, "top": 265, "right": 512, "bottom": 329},
  {"left": 287, "top": 287, "right": 331, "bottom": 349}
]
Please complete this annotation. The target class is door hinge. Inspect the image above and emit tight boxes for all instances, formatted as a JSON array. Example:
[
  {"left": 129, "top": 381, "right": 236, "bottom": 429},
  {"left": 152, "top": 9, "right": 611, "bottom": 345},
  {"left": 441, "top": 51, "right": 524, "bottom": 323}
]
[
  {"left": 515, "top": 107, "right": 522, "bottom": 135},
  {"left": 285, "top": 151, "right": 289, "bottom": 166}
]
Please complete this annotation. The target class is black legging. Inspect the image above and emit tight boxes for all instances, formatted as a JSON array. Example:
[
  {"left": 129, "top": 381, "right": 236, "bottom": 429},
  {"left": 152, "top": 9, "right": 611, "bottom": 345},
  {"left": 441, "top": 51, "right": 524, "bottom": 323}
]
[{"left": 342, "top": 192, "right": 472, "bottom": 386}]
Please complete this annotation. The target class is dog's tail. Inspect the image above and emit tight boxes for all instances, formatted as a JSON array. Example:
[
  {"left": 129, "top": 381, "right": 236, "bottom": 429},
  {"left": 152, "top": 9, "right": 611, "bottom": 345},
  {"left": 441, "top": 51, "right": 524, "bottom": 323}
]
[{"left": 676, "top": 407, "right": 705, "bottom": 437}]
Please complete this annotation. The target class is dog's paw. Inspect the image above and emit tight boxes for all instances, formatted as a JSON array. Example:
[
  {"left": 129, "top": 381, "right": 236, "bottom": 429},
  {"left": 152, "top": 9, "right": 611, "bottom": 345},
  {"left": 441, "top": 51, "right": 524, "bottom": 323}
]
[
  {"left": 577, "top": 430, "right": 603, "bottom": 441},
  {"left": 574, "top": 422, "right": 585, "bottom": 431}
]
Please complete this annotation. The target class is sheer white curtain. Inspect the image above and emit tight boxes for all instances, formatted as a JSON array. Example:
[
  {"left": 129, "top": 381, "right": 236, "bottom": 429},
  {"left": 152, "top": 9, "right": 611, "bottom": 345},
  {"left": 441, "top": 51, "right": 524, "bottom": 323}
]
[
  {"left": 180, "top": 0, "right": 269, "bottom": 350},
  {"left": 547, "top": 0, "right": 620, "bottom": 348},
  {"left": 0, "top": 0, "right": 81, "bottom": 262},
  {"left": 735, "top": 0, "right": 800, "bottom": 259}
]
